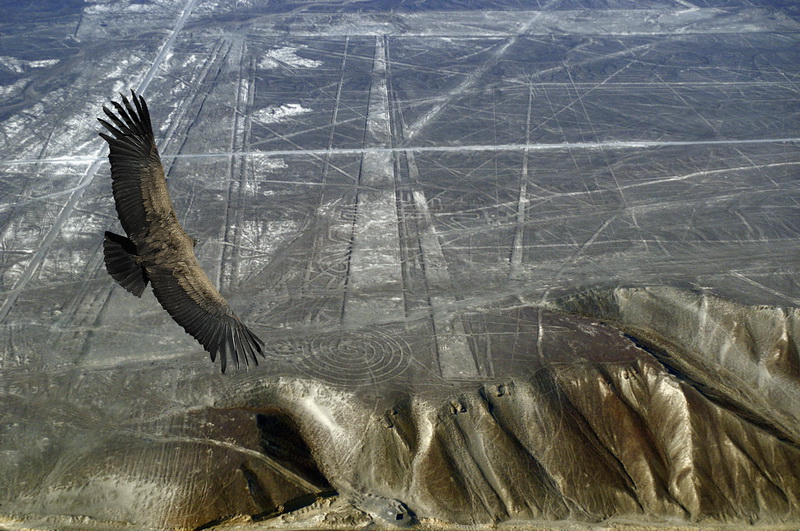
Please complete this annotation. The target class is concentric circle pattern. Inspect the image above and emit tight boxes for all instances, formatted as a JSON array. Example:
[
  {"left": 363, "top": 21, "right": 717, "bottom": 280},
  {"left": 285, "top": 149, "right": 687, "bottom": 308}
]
[{"left": 295, "top": 330, "right": 411, "bottom": 386}]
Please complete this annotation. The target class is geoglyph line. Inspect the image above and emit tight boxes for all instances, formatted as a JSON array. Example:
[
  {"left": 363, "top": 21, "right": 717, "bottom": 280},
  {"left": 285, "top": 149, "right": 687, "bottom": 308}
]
[
  {"left": 341, "top": 36, "right": 405, "bottom": 325},
  {"left": 4, "top": 137, "right": 797, "bottom": 167}
]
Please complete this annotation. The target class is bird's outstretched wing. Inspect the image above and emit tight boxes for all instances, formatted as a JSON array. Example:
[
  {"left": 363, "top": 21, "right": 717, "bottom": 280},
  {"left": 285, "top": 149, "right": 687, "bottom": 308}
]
[
  {"left": 98, "top": 90, "right": 166, "bottom": 243},
  {"left": 99, "top": 90, "right": 264, "bottom": 373},
  {"left": 148, "top": 263, "right": 265, "bottom": 373}
]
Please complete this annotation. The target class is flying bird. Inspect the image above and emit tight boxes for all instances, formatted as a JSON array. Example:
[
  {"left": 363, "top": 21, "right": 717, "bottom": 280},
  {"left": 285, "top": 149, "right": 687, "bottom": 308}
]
[{"left": 98, "top": 90, "right": 264, "bottom": 373}]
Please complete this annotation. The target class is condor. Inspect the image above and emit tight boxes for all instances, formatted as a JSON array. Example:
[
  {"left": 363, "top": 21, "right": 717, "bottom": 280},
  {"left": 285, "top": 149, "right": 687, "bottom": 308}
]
[{"left": 98, "top": 90, "right": 263, "bottom": 373}]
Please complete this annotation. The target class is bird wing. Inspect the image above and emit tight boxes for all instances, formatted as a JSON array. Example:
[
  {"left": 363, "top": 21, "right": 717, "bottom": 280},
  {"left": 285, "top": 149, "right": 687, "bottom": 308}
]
[
  {"left": 148, "top": 260, "right": 264, "bottom": 373},
  {"left": 98, "top": 90, "right": 171, "bottom": 243}
]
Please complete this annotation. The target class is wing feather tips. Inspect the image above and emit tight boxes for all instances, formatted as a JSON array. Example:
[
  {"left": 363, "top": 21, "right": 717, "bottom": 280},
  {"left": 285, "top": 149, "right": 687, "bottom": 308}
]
[
  {"left": 244, "top": 327, "right": 265, "bottom": 365},
  {"left": 120, "top": 93, "right": 150, "bottom": 138},
  {"left": 220, "top": 326, "right": 234, "bottom": 374},
  {"left": 97, "top": 90, "right": 156, "bottom": 159},
  {"left": 207, "top": 319, "right": 264, "bottom": 374},
  {"left": 234, "top": 325, "right": 259, "bottom": 369},
  {"left": 232, "top": 327, "right": 245, "bottom": 370},
  {"left": 133, "top": 93, "right": 154, "bottom": 135},
  {"left": 240, "top": 329, "right": 257, "bottom": 368}
]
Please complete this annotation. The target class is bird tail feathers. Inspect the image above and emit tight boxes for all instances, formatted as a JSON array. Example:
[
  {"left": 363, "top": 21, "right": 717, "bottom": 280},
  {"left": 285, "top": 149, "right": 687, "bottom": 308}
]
[{"left": 103, "top": 231, "right": 149, "bottom": 297}]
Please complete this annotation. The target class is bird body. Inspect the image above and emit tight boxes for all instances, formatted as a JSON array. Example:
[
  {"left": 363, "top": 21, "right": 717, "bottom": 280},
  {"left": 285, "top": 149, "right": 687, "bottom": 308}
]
[{"left": 98, "top": 90, "right": 263, "bottom": 373}]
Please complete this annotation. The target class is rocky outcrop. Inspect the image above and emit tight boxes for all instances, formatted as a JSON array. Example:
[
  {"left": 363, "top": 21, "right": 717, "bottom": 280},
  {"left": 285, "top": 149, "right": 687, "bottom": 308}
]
[
  {"left": 4, "top": 288, "right": 799, "bottom": 529},
  {"left": 210, "top": 288, "right": 800, "bottom": 528}
]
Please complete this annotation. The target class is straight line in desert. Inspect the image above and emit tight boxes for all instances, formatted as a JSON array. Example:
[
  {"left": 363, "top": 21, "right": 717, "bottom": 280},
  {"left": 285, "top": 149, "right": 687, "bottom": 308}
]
[
  {"left": 6, "top": 138, "right": 798, "bottom": 167},
  {"left": 404, "top": 150, "right": 481, "bottom": 379},
  {"left": 385, "top": 41, "right": 482, "bottom": 379},
  {"left": 341, "top": 36, "right": 404, "bottom": 326}
]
